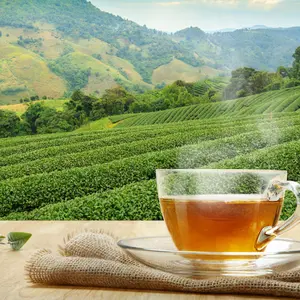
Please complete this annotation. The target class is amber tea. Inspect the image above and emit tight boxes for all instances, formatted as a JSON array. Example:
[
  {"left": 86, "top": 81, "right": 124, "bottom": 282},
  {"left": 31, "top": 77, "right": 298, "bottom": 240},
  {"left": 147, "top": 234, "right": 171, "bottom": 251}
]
[
  {"left": 156, "top": 169, "right": 300, "bottom": 253},
  {"left": 160, "top": 195, "right": 283, "bottom": 252}
]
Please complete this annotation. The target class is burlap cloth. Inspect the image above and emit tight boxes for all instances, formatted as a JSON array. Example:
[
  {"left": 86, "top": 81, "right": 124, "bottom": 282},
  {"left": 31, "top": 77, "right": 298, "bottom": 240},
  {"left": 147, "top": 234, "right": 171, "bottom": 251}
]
[{"left": 25, "top": 231, "right": 300, "bottom": 298}]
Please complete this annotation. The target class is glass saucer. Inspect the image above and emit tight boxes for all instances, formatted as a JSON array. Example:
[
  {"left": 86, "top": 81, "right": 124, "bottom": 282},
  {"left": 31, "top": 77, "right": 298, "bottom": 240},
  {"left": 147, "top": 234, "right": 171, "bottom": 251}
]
[{"left": 117, "top": 236, "right": 300, "bottom": 278}]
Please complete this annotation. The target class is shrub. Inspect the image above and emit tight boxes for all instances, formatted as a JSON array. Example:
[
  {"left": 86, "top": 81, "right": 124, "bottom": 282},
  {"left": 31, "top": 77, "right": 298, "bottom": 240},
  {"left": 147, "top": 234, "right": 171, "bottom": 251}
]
[{"left": 2, "top": 180, "right": 161, "bottom": 220}]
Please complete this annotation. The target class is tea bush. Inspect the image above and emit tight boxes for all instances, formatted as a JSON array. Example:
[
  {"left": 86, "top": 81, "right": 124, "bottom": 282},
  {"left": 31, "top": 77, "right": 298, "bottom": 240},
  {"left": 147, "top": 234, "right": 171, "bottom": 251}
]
[
  {"left": 3, "top": 126, "right": 300, "bottom": 217},
  {"left": 0, "top": 123, "right": 286, "bottom": 181},
  {"left": 118, "top": 87, "right": 300, "bottom": 127},
  {"left": 1, "top": 180, "right": 161, "bottom": 220},
  {"left": 3, "top": 138, "right": 300, "bottom": 220},
  {"left": 0, "top": 119, "right": 256, "bottom": 166},
  {"left": 2, "top": 112, "right": 300, "bottom": 168}
]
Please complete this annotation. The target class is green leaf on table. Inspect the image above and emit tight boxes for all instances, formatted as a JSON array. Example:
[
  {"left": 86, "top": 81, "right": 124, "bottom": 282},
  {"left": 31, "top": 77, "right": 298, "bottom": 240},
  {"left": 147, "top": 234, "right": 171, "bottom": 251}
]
[
  {"left": 0, "top": 234, "right": 5, "bottom": 242},
  {"left": 7, "top": 232, "right": 32, "bottom": 251}
]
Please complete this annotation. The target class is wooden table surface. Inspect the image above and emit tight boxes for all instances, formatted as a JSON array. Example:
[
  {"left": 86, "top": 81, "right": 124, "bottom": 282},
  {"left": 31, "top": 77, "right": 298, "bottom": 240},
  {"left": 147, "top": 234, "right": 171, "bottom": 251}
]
[{"left": 0, "top": 221, "right": 298, "bottom": 300}]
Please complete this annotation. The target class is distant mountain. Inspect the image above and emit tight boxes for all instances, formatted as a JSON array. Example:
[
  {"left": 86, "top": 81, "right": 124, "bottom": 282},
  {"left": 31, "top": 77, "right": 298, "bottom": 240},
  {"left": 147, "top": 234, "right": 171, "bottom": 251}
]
[
  {"left": 250, "top": 25, "right": 270, "bottom": 30},
  {"left": 206, "top": 28, "right": 237, "bottom": 33},
  {"left": 0, "top": 0, "right": 299, "bottom": 105},
  {"left": 175, "top": 27, "right": 206, "bottom": 40},
  {"left": 206, "top": 25, "right": 271, "bottom": 33}
]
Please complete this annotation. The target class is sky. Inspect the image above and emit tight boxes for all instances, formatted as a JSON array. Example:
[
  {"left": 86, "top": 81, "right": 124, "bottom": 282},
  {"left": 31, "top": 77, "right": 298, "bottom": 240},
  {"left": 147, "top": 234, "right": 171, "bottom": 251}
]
[{"left": 90, "top": 0, "right": 300, "bottom": 32}]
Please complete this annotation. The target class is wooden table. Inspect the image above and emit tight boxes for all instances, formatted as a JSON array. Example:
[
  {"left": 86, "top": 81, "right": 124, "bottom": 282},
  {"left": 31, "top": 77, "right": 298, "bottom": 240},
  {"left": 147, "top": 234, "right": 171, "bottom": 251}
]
[{"left": 0, "top": 221, "right": 297, "bottom": 300}]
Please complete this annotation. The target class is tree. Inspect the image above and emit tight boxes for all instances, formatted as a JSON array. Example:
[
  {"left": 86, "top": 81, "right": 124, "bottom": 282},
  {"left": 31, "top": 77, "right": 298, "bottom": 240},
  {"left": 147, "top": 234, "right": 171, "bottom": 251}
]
[
  {"left": 249, "top": 71, "right": 273, "bottom": 95},
  {"left": 223, "top": 67, "right": 279, "bottom": 99},
  {"left": 101, "top": 87, "right": 135, "bottom": 115},
  {"left": 223, "top": 67, "right": 256, "bottom": 100},
  {"left": 0, "top": 110, "right": 21, "bottom": 137},
  {"left": 67, "top": 90, "right": 99, "bottom": 118},
  {"left": 35, "top": 108, "right": 74, "bottom": 134},
  {"left": 292, "top": 46, "right": 300, "bottom": 80},
  {"left": 21, "top": 102, "right": 45, "bottom": 134},
  {"left": 277, "top": 66, "right": 290, "bottom": 78}
]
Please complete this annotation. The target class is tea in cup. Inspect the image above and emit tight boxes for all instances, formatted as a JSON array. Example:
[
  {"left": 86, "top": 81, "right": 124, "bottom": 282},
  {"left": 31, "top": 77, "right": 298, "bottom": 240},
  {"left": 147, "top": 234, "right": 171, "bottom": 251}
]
[{"left": 156, "top": 169, "right": 300, "bottom": 252}]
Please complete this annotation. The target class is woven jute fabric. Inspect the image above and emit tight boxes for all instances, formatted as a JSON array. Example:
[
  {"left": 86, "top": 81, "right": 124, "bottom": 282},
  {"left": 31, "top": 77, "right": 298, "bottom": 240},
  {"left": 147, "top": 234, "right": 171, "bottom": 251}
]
[{"left": 25, "top": 231, "right": 300, "bottom": 298}]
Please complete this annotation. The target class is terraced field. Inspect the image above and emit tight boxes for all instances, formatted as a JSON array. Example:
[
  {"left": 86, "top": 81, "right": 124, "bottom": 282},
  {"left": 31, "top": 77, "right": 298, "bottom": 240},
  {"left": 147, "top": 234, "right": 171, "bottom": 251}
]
[
  {"left": 1, "top": 87, "right": 300, "bottom": 221},
  {"left": 116, "top": 87, "right": 300, "bottom": 127}
]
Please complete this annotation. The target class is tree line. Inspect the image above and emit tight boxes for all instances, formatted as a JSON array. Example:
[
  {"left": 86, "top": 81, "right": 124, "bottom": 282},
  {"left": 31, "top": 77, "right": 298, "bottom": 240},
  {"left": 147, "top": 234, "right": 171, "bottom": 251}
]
[{"left": 223, "top": 47, "right": 300, "bottom": 100}]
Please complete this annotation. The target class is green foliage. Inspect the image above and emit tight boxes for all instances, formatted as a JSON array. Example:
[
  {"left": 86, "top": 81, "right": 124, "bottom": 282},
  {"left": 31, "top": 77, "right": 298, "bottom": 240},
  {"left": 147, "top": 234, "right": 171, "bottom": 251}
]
[
  {"left": 284, "top": 79, "right": 300, "bottom": 89},
  {"left": 2, "top": 118, "right": 300, "bottom": 216},
  {"left": 0, "top": 0, "right": 299, "bottom": 99},
  {"left": 2, "top": 121, "right": 288, "bottom": 181},
  {"left": 101, "top": 87, "right": 135, "bottom": 115},
  {"left": 0, "top": 110, "right": 21, "bottom": 137},
  {"left": 2, "top": 181, "right": 161, "bottom": 220},
  {"left": 109, "top": 114, "right": 136, "bottom": 124},
  {"left": 119, "top": 87, "right": 300, "bottom": 127},
  {"left": 292, "top": 46, "right": 300, "bottom": 80},
  {"left": 223, "top": 68, "right": 275, "bottom": 99},
  {"left": 21, "top": 102, "right": 75, "bottom": 135},
  {"left": 49, "top": 55, "right": 91, "bottom": 91},
  {"left": 17, "top": 36, "right": 42, "bottom": 48},
  {"left": 6, "top": 232, "right": 32, "bottom": 250}
]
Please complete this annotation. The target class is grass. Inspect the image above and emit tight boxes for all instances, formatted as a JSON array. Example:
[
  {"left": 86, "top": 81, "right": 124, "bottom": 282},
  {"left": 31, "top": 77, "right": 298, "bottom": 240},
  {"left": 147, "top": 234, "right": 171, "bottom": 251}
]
[
  {"left": 75, "top": 117, "right": 112, "bottom": 132},
  {"left": 0, "top": 43, "right": 66, "bottom": 105},
  {"left": 0, "top": 99, "right": 68, "bottom": 116},
  {"left": 152, "top": 58, "right": 221, "bottom": 85}
]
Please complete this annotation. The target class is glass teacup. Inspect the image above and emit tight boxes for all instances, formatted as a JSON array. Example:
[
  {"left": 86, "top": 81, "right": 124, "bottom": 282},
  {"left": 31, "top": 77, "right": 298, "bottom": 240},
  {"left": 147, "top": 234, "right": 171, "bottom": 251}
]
[{"left": 156, "top": 169, "right": 300, "bottom": 253}]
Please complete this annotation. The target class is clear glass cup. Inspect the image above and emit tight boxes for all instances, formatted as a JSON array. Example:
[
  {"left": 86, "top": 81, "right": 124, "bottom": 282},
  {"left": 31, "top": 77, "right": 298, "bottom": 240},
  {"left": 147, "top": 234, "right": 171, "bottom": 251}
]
[{"left": 156, "top": 169, "right": 300, "bottom": 252}]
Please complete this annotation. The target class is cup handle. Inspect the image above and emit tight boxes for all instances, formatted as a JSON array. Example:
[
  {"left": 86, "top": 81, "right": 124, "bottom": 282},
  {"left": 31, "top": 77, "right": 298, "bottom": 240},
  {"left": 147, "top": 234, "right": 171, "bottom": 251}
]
[{"left": 256, "top": 180, "right": 300, "bottom": 251}]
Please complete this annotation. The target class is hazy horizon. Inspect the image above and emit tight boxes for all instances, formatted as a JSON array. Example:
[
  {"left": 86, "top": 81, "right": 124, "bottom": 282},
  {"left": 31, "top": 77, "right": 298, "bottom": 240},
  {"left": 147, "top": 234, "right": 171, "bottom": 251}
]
[{"left": 91, "top": 0, "right": 300, "bottom": 33}]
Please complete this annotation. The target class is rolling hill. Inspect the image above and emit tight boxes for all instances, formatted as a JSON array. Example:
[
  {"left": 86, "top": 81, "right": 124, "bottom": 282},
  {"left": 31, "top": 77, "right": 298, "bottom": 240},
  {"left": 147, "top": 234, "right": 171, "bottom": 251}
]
[
  {"left": 1, "top": 87, "right": 300, "bottom": 221},
  {"left": 0, "top": 99, "right": 68, "bottom": 116},
  {"left": 0, "top": 0, "right": 299, "bottom": 104}
]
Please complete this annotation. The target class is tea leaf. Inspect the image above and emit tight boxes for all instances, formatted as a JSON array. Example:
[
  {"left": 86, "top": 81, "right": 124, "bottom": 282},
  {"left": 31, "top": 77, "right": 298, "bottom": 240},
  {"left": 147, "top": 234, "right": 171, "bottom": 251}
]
[{"left": 7, "top": 232, "right": 32, "bottom": 251}]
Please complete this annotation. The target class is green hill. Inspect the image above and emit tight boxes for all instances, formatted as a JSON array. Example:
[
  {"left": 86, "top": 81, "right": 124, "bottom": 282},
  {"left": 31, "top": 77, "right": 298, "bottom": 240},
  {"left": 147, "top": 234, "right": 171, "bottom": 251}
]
[
  {"left": 0, "top": 0, "right": 300, "bottom": 104},
  {"left": 115, "top": 87, "right": 300, "bottom": 127},
  {"left": 0, "top": 99, "right": 68, "bottom": 116},
  {"left": 1, "top": 87, "right": 300, "bottom": 220}
]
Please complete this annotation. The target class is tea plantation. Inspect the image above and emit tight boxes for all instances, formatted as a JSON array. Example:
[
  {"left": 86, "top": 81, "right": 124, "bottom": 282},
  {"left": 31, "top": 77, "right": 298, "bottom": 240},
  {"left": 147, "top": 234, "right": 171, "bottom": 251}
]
[{"left": 1, "top": 87, "right": 300, "bottom": 221}]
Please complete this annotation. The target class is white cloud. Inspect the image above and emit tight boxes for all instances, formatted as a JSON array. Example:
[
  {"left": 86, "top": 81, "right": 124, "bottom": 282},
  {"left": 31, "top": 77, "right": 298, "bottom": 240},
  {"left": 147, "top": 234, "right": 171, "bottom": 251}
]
[
  {"left": 157, "top": 1, "right": 181, "bottom": 6},
  {"left": 157, "top": 0, "right": 239, "bottom": 5},
  {"left": 201, "top": 0, "right": 239, "bottom": 4},
  {"left": 248, "top": 0, "right": 282, "bottom": 8}
]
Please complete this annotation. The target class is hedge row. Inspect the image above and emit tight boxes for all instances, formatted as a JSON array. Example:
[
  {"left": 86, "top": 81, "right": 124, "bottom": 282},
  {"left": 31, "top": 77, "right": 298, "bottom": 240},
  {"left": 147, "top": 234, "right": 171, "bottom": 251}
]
[
  {"left": 109, "top": 114, "right": 138, "bottom": 124},
  {"left": 2, "top": 123, "right": 300, "bottom": 216},
  {"left": 0, "top": 126, "right": 184, "bottom": 166},
  {"left": 2, "top": 123, "right": 300, "bottom": 182},
  {"left": 0, "top": 125, "right": 133, "bottom": 150},
  {"left": 0, "top": 118, "right": 251, "bottom": 166},
  {"left": 209, "top": 140, "right": 300, "bottom": 182},
  {"left": 1, "top": 180, "right": 161, "bottom": 221},
  {"left": 118, "top": 88, "right": 300, "bottom": 127},
  {"left": 0, "top": 124, "right": 250, "bottom": 180},
  {"left": 0, "top": 114, "right": 239, "bottom": 159},
  {"left": 0, "top": 149, "right": 178, "bottom": 217},
  {"left": 2, "top": 187, "right": 293, "bottom": 221},
  {"left": 0, "top": 114, "right": 287, "bottom": 167},
  {"left": 0, "top": 123, "right": 267, "bottom": 181},
  {"left": 0, "top": 129, "right": 131, "bottom": 157}
]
